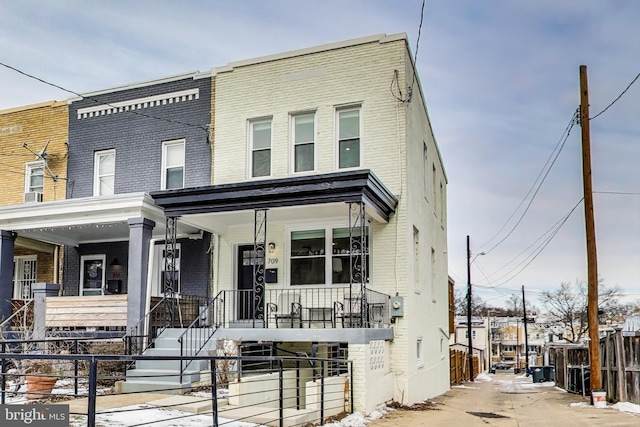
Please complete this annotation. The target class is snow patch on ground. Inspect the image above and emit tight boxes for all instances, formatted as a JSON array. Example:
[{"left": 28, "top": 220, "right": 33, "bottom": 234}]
[
  {"left": 611, "top": 402, "right": 640, "bottom": 414},
  {"left": 475, "top": 373, "right": 493, "bottom": 382}
]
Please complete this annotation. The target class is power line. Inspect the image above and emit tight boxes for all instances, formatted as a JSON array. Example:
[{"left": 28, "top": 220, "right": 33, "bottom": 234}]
[
  {"left": 0, "top": 61, "right": 209, "bottom": 135},
  {"left": 478, "top": 198, "right": 584, "bottom": 289},
  {"left": 479, "top": 111, "right": 578, "bottom": 254},
  {"left": 590, "top": 71, "right": 640, "bottom": 120},
  {"left": 594, "top": 191, "right": 640, "bottom": 196},
  {"left": 407, "top": 0, "right": 426, "bottom": 101},
  {"left": 391, "top": 0, "right": 425, "bottom": 103}
]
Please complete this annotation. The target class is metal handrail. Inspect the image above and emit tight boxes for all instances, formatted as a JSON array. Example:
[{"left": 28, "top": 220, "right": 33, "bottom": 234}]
[
  {"left": 123, "top": 296, "right": 168, "bottom": 355},
  {"left": 178, "top": 291, "right": 224, "bottom": 380},
  {"left": 0, "top": 299, "right": 34, "bottom": 337}
]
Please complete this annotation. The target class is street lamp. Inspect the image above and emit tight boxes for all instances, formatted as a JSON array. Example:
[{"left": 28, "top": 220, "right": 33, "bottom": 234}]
[{"left": 466, "top": 235, "right": 485, "bottom": 381}]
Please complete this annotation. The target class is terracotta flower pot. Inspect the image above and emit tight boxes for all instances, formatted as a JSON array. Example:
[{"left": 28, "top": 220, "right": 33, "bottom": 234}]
[{"left": 26, "top": 375, "right": 58, "bottom": 399}]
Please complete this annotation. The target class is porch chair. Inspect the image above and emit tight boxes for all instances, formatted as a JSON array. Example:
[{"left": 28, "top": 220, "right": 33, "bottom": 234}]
[
  {"left": 267, "top": 292, "right": 302, "bottom": 328},
  {"left": 334, "top": 294, "right": 363, "bottom": 328}
]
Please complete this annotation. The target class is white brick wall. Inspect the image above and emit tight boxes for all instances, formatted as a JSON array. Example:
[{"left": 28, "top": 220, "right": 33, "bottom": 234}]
[{"left": 211, "top": 34, "right": 449, "bottom": 410}]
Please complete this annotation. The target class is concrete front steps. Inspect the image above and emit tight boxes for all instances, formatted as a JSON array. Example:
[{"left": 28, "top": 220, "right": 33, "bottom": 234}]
[{"left": 117, "top": 327, "right": 217, "bottom": 394}]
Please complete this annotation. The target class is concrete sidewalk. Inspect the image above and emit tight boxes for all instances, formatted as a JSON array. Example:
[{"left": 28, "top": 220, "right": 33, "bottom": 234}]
[{"left": 368, "top": 373, "right": 639, "bottom": 426}]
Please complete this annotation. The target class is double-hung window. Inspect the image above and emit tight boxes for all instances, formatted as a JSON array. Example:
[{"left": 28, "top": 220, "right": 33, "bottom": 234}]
[
  {"left": 94, "top": 150, "right": 115, "bottom": 196},
  {"left": 162, "top": 139, "right": 185, "bottom": 190},
  {"left": 292, "top": 113, "right": 315, "bottom": 172},
  {"left": 289, "top": 226, "right": 369, "bottom": 286},
  {"left": 25, "top": 161, "right": 44, "bottom": 194},
  {"left": 250, "top": 119, "right": 272, "bottom": 177},
  {"left": 337, "top": 107, "right": 361, "bottom": 169}
]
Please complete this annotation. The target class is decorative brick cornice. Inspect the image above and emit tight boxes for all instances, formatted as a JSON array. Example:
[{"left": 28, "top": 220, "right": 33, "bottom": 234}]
[{"left": 76, "top": 88, "right": 199, "bottom": 119}]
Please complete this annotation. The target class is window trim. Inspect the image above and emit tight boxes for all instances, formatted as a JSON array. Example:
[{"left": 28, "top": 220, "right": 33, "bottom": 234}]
[
  {"left": 24, "top": 160, "right": 45, "bottom": 194},
  {"left": 290, "top": 112, "right": 316, "bottom": 174},
  {"left": 423, "top": 142, "right": 429, "bottom": 201},
  {"left": 93, "top": 149, "right": 115, "bottom": 196},
  {"left": 161, "top": 139, "right": 186, "bottom": 190},
  {"left": 335, "top": 105, "right": 362, "bottom": 170},
  {"left": 249, "top": 118, "right": 272, "bottom": 179},
  {"left": 417, "top": 337, "right": 424, "bottom": 368}
]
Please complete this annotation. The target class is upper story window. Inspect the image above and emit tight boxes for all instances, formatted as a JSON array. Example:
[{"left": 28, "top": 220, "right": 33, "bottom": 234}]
[
  {"left": 423, "top": 142, "right": 429, "bottom": 200},
  {"left": 162, "top": 139, "right": 185, "bottom": 190},
  {"left": 292, "top": 113, "right": 315, "bottom": 173},
  {"left": 250, "top": 119, "right": 272, "bottom": 178},
  {"left": 94, "top": 150, "right": 115, "bottom": 196},
  {"left": 25, "top": 161, "right": 44, "bottom": 194},
  {"left": 337, "top": 106, "right": 361, "bottom": 169}
]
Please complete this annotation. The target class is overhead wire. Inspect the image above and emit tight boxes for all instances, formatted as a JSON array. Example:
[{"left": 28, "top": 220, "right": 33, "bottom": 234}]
[
  {"left": 407, "top": 0, "right": 426, "bottom": 102},
  {"left": 0, "top": 61, "right": 209, "bottom": 135},
  {"left": 590, "top": 71, "right": 640, "bottom": 120},
  {"left": 478, "top": 110, "right": 578, "bottom": 254},
  {"left": 390, "top": 0, "right": 425, "bottom": 103},
  {"left": 481, "top": 198, "right": 584, "bottom": 289}
]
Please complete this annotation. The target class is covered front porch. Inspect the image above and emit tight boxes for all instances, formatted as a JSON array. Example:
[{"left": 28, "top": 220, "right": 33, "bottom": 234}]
[{"left": 150, "top": 169, "right": 398, "bottom": 340}]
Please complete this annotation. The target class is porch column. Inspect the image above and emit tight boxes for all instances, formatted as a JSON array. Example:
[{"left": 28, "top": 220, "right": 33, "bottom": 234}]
[
  {"left": 349, "top": 202, "right": 368, "bottom": 327},
  {"left": 0, "top": 230, "right": 17, "bottom": 324},
  {"left": 126, "top": 218, "right": 155, "bottom": 332},
  {"left": 253, "top": 209, "right": 267, "bottom": 324}
]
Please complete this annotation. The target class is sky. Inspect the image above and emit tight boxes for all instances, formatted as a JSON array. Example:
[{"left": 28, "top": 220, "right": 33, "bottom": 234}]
[{"left": 1, "top": 0, "right": 638, "bottom": 309}]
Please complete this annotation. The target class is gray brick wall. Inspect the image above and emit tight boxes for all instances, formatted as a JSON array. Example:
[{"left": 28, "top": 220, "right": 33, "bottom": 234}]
[
  {"left": 67, "top": 76, "right": 212, "bottom": 198},
  {"left": 64, "top": 233, "right": 210, "bottom": 297}
]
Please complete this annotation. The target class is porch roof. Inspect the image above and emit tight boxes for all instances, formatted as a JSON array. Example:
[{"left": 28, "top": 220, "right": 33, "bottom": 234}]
[
  {"left": 150, "top": 169, "right": 398, "bottom": 224},
  {"left": 0, "top": 193, "right": 200, "bottom": 247}
]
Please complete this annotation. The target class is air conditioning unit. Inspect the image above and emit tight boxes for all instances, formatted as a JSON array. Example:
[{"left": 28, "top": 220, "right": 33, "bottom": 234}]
[{"left": 24, "top": 192, "right": 43, "bottom": 203}]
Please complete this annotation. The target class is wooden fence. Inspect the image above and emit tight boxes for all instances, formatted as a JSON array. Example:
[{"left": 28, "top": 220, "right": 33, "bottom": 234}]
[
  {"left": 600, "top": 329, "right": 640, "bottom": 404},
  {"left": 450, "top": 349, "right": 479, "bottom": 385}
]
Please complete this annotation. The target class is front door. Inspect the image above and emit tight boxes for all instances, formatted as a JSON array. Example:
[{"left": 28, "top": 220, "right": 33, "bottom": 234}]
[
  {"left": 80, "top": 255, "right": 106, "bottom": 296},
  {"left": 13, "top": 256, "right": 37, "bottom": 299},
  {"left": 237, "top": 245, "right": 263, "bottom": 320}
]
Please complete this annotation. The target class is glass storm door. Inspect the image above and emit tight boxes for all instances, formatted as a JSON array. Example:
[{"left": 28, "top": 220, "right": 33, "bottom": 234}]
[{"left": 13, "top": 256, "right": 37, "bottom": 299}]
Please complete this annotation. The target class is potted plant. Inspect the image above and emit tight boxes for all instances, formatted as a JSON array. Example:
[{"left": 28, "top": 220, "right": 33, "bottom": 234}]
[{"left": 25, "top": 359, "right": 62, "bottom": 399}]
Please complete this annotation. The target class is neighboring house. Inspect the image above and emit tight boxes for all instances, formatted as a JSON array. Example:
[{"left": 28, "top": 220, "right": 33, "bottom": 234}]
[
  {"left": 0, "top": 33, "right": 449, "bottom": 414},
  {"left": 0, "top": 73, "right": 213, "bottom": 332},
  {"left": 0, "top": 101, "right": 68, "bottom": 311},
  {"left": 453, "top": 316, "right": 488, "bottom": 371}
]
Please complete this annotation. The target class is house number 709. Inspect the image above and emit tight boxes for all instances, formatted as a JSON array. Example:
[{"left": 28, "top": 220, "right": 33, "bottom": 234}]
[{"left": 267, "top": 258, "right": 278, "bottom": 264}]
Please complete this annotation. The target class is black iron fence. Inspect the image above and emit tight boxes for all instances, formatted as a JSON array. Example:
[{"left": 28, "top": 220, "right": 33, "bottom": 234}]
[
  {"left": 214, "top": 287, "right": 390, "bottom": 329},
  {"left": 0, "top": 344, "right": 353, "bottom": 427}
]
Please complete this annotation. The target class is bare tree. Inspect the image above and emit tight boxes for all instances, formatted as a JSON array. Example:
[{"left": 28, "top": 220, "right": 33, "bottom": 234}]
[
  {"left": 538, "top": 279, "right": 621, "bottom": 343},
  {"left": 454, "top": 288, "right": 488, "bottom": 316}
]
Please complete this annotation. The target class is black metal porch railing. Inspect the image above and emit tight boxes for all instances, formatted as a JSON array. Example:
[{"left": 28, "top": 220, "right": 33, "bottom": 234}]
[
  {"left": 124, "top": 295, "right": 210, "bottom": 355},
  {"left": 214, "top": 287, "right": 391, "bottom": 329},
  {"left": 0, "top": 348, "right": 353, "bottom": 427},
  {"left": 178, "top": 291, "right": 224, "bottom": 381}
]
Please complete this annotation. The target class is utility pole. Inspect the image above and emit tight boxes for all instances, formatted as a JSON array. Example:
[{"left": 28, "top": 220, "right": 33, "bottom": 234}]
[
  {"left": 466, "top": 235, "right": 474, "bottom": 381},
  {"left": 579, "top": 65, "right": 601, "bottom": 392},
  {"left": 522, "top": 285, "right": 529, "bottom": 374}
]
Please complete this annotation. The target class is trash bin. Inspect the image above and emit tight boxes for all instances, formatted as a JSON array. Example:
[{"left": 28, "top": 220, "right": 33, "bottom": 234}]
[
  {"left": 542, "top": 366, "right": 555, "bottom": 382},
  {"left": 532, "top": 367, "right": 544, "bottom": 383}
]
